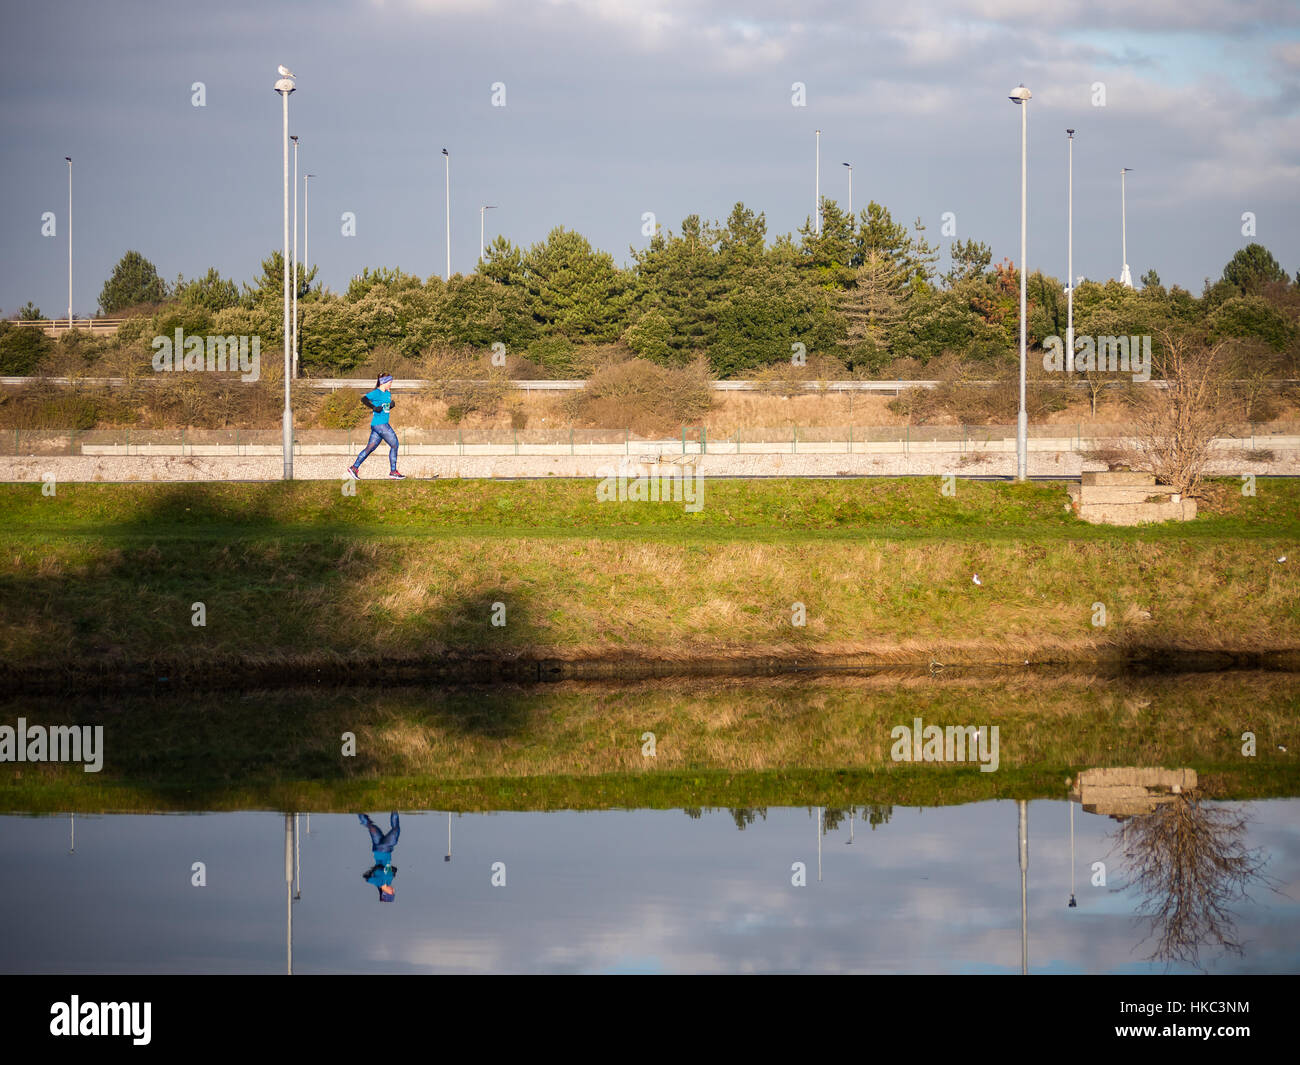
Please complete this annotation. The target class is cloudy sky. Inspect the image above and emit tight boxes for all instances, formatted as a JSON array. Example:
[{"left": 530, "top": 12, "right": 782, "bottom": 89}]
[
  {"left": 2, "top": 0, "right": 1298, "bottom": 318},
  {"left": 4, "top": 803, "right": 1298, "bottom": 973}
]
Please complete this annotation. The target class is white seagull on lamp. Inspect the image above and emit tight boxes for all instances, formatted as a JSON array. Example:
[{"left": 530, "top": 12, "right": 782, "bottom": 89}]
[{"left": 278, "top": 65, "right": 296, "bottom": 78}]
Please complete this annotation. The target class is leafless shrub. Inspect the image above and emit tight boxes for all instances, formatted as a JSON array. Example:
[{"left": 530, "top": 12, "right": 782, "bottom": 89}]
[
  {"left": 1126, "top": 332, "right": 1233, "bottom": 497},
  {"left": 563, "top": 356, "right": 712, "bottom": 435},
  {"left": 750, "top": 354, "right": 847, "bottom": 398},
  {"left": 419, "top": 346, "right": 512, "bottom": 421}
]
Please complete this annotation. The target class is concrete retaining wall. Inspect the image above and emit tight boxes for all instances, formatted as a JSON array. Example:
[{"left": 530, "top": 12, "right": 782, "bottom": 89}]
[{"left": 3, "top": 448, "right": 1296, "bottom": 484}]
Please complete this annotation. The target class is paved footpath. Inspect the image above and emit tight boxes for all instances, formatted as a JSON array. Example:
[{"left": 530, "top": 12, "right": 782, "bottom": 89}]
[{"left": 1, "top": 447, "right": 1295, "bottom": 483}]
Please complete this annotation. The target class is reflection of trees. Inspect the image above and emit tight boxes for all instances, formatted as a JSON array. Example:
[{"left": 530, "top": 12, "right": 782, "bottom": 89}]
[
  {"left": 678, "top": 805, "right": 893, "bottom": 832},
  {"left": 823, "top": 806, "right": 893, "bottom": 834},
  {"left": 864, "top": 805, "right": 892, "bottom": 830},
  {"left": 1111, "top": 797, "right": 1269, "bottom": 968}
]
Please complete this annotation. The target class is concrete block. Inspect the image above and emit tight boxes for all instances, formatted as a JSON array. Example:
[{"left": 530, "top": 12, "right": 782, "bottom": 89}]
[
  {"left": 1076, "top": 499, "right": 1197, "bottom": 525},
  {"left": 1078, "top": 485, "right": 1178, "bottom": 505},
  {"left": 1081, "top": 470, "right": 1155, "bottom": 486}
]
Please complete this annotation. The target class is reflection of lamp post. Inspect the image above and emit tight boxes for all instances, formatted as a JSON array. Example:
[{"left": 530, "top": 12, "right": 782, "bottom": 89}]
[
  {"left": 284, "top": 813, "right": 293, "bottom": 976},
  {"left": 846, "top": 807, "right": 854, "bottom": 845},
  {"left": 1068, "top": 796, "right": 1077, "bottom": 908},
  {"left": 445, "top": 811, "right": 452, "bottom": 862},
  {"left": 1018, "top": 799, "right": 1028, "bottom": 974},
  {"left": 817, "top": 806, "right": 823, "bottom": 882},
  {"left": 1009, "top": 85, "right": 1031, "bottom": 482},
  {"left": 274, "top": 68, "right": 297, "bottom": 480},
  {"left": 69, "top": 812, "right": 74, "bottom": 854},
  {"left": 293, "top": 812, "right": 301, "bottom": 900}
]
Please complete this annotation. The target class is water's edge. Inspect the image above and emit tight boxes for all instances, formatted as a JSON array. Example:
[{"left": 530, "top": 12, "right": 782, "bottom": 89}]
[{"left": 4, "top": 647, "right": 1299, "bottom": 695}]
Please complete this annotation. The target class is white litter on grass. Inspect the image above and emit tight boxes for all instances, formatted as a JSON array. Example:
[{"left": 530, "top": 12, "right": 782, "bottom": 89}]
[
  {"left": 1277, "top": 556, "right": 1287, "bottom": 563},
  {"left": 972, "top": 574, "right": 982, "bottom": 585}
]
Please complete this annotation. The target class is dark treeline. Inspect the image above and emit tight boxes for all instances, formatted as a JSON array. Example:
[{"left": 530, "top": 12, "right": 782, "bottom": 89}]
[{"left": 4, "top": 201, "right": 1297, "bottom": 381}]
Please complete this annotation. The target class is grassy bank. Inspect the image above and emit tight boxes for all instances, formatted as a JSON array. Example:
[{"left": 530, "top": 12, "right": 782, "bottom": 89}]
[
  {"left": 0, "top": 670, "right": 1295, "bottom": 812},
  {"left": 1, "top": 478, "right": 1298, "bottom": 681}
]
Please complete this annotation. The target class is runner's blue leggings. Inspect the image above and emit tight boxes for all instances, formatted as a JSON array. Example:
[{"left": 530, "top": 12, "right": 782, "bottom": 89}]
[
  {"left": 355, "top": 424, "right": 399, "bottom": 471},
  {"left": 359, "top": 813, "right": 400, "bottom": 853}
]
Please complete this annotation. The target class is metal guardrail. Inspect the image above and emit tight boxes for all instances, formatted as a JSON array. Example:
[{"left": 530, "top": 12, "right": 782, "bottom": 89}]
[
  {"left": 6, "top": 375, "right": 1299, "bottom": 393},
  {"left": 7, "top": 319, "right": 127, "bottom": 336}
]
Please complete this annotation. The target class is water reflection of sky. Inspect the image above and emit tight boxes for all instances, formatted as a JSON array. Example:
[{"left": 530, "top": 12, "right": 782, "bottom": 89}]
[{"left": 1, "top": 800, "right": 1296, "bottom": 974}]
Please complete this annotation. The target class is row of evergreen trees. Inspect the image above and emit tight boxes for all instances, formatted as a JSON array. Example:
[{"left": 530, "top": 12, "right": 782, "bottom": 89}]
[{"left": 68, "top": 203, "right": 1300, "bottom": 378}]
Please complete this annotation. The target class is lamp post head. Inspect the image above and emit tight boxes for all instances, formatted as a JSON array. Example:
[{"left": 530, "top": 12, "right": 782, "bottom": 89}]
[
  {"left": 65, "top": 156, "right": 71, "bottom": 163},
  {"left": 442, "top": 148, "right": 449, "bottom": 156},
  {"left": 1009, "top": 84, "right": 1031, "bottom": 104},
  {"left": 291, "top": 135, "right": 298, "bottom": 144},
  {"left": 842, "top": 162, "right": 851, "bottom": 169},
  {"left": 1066, "top": 128, "right": 1075, "bottom": 137},
  {"left": 274, "top": 77, "right": 296, "bottom": 95}
]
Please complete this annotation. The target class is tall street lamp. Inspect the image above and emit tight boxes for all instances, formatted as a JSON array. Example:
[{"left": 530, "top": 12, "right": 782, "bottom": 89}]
[
  {"left": 442, "top": 148, "right": 451, "bottom": 280},
  {"left": 275, "top": 67, "right": 296, "bottom": 480},
  {"left": 1119, "top": 167, "right": 1133, "bottom": 287},
  {"left": 291, "top": 135, "right": 299, "bottom": 379},
  {"left": 479, "top": 204, "right": 497, "bottom": 263},
  {"left": 303, "top": 171, "right": 315, "bottom": 374},
  {"left": 1009, "top": 84, "right": 1031, "bottom": 482},
  {"left": 65, "top": 157, "right": 72, "bottom": 330},
  {"left": 304, "top": 172, "right": 315, "bottom": 287},
  {"left": 1066, "top": 129, "right": 1075, "bottom": 374},
  {"left": 814, "top": 130, "right": 822, "bottom": 235},
  {"left": 842, "top": 162, "right": 853, "bottom": 218}
]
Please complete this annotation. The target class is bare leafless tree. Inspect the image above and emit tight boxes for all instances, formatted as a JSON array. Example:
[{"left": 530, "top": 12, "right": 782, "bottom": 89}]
[{"left": 1127, "top": 331, "right": 1233, "bottom": 498}]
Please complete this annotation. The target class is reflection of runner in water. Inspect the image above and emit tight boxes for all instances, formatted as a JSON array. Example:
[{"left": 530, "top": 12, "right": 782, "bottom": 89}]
[
  {"left": 348, "top": 373, "right": 405, "bottom": 479},
  {"left": 358, "top": 813, "right": 400, "bottom": 902}
]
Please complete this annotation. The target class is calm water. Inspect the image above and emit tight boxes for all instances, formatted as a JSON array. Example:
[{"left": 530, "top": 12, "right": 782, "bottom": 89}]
[{"left": 2, "top": 800, "right": 1297, "bottom": 974}]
